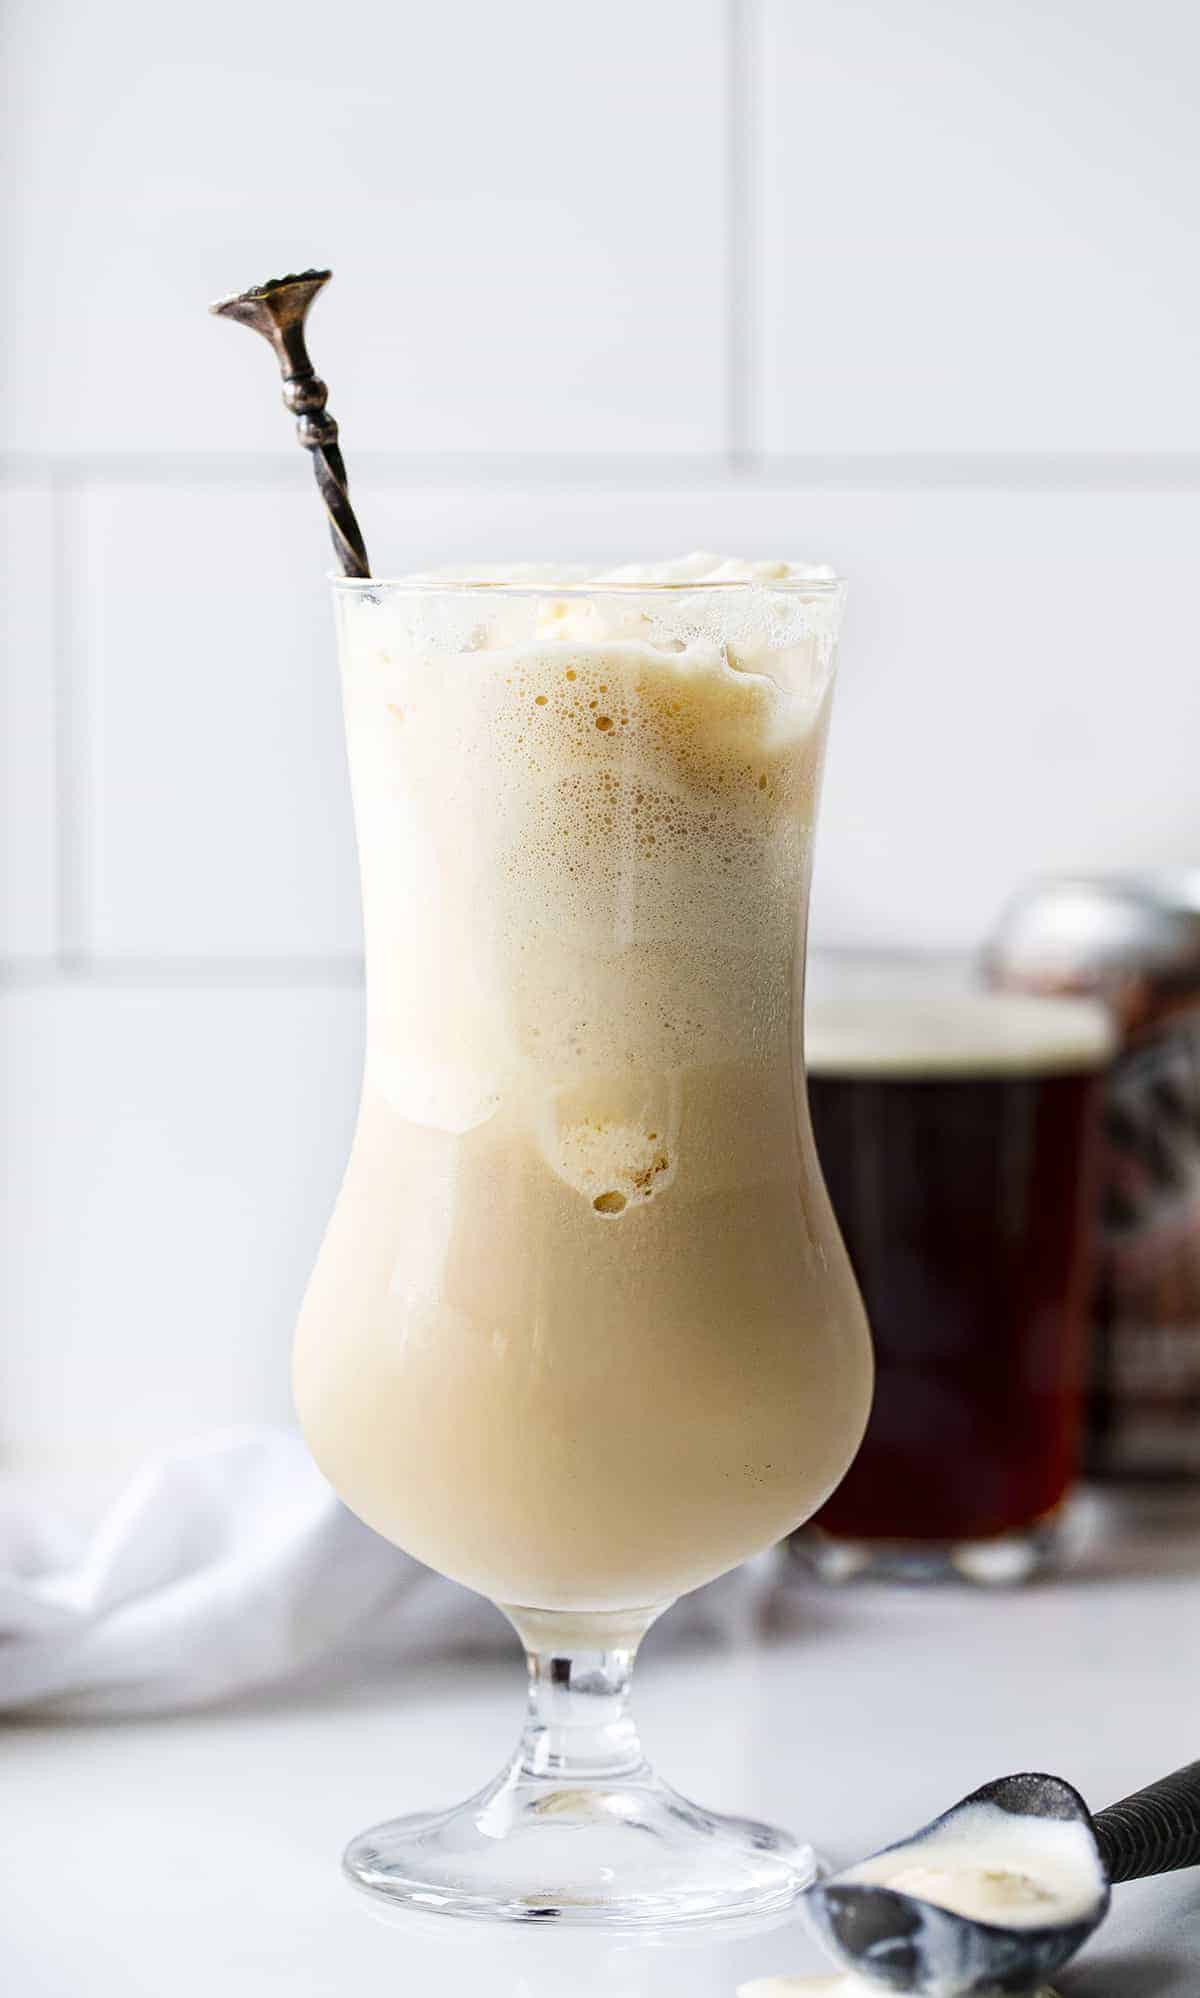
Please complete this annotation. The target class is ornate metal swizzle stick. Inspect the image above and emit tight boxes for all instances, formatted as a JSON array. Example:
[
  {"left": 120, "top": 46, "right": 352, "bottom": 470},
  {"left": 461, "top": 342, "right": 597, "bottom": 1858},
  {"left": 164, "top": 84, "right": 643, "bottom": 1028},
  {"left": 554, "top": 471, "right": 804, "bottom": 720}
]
[{"left": 210, "top": 269, "right": 370, "bottom": 579}]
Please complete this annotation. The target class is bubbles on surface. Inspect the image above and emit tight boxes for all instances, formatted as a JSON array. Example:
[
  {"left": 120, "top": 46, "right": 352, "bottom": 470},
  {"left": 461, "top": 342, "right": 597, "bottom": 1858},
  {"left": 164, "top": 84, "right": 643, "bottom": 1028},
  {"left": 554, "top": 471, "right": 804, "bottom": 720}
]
[{"left": 340, "top": 577, "right": 829, "bottom": 1108}]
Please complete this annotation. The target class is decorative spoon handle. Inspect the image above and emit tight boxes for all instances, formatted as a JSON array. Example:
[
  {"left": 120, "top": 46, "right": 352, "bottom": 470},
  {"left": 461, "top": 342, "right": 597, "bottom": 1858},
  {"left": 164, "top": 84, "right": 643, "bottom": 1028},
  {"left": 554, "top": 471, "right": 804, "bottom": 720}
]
[
  {"left": 210, "top": 269, "right": 370, "bottom": 579},
  {"left": 1093, "top": 1759, "right": 1200, "bottom": 1883}
]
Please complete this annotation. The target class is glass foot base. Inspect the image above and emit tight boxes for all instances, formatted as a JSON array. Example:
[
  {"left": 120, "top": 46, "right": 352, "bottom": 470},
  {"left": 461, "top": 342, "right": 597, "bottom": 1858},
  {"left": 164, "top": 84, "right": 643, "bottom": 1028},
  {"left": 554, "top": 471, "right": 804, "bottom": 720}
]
[{"left": 343, "top": 1757, "right": 815, "bottom": 1928}]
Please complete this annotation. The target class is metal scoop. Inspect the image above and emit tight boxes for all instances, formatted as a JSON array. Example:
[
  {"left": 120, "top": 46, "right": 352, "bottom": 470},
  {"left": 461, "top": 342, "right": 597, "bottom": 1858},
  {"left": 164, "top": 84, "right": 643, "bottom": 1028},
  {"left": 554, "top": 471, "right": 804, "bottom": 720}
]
[{"left": 805, "top": 1760, "right": 1200, "bottom": 1994}]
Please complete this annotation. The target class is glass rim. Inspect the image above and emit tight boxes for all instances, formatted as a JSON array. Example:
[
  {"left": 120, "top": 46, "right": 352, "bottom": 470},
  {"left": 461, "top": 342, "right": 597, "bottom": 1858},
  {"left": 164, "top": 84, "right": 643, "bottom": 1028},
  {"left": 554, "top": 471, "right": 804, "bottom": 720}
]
[{"left": 329, "top": 572, "right": 846, "bottom": 597}]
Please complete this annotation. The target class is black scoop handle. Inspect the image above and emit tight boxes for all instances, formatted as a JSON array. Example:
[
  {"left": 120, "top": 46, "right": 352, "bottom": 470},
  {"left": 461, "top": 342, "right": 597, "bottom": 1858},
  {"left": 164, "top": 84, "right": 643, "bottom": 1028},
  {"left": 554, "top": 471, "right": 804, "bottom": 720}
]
[{"left": 1093, "top": 1760, "right": 1200, "bottom": 1884}]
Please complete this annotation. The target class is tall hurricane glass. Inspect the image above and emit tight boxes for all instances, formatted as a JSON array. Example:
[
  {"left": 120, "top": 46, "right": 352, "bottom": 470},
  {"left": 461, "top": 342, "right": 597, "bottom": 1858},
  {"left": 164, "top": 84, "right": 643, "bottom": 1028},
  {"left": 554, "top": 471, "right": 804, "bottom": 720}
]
[{"left": 294, "top": 568, "right": 872, "bottom": 1925}]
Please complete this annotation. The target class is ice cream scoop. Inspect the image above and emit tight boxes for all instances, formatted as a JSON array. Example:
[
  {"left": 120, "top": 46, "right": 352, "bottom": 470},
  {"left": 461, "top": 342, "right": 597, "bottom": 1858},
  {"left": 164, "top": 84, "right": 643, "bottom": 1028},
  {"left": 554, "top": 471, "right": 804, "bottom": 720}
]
[{"left": 805, "top": 1761, "right": 1200, "bottom": 1994}]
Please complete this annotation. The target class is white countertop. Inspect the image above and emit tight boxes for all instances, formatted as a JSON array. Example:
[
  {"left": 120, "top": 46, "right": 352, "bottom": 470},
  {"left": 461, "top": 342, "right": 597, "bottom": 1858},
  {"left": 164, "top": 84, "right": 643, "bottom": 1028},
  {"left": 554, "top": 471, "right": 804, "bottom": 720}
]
[{"left": 4, "top": 1493, "right": 1199, "bottom": 1998}]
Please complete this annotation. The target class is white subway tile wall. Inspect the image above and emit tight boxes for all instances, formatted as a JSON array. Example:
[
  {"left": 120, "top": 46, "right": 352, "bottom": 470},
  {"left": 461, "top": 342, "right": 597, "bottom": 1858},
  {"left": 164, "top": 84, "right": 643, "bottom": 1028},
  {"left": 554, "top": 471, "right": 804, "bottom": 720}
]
[
  {"left": 759, "top": 0, "right": 1200, "bottom": 454},
  {"left": 3, "top": 0, "right": 728, "bottom": 458},
  {"left": 79, "top": 485, "right": 361, "bottom": 959},
  {"left": 3, "top": 0, "right": 1198, "bottom": 1478},
  {"left": 1, "top": 487, "right": 58, "bottom": 959},
  {"left": 0, "top": 987, "right": 361, "bottom": 1475}
]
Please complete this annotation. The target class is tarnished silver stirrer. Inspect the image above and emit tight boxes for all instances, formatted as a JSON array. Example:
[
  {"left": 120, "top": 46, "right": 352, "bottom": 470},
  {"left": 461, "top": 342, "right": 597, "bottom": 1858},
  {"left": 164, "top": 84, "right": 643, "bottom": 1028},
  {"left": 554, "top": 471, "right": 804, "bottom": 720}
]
[{"left": 209, "top": 269, "right": 370, "bottom": 579}]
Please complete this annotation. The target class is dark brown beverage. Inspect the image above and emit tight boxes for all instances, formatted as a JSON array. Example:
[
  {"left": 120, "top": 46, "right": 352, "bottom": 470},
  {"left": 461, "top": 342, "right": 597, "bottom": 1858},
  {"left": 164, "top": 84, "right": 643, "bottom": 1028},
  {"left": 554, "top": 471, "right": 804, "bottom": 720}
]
[
  {"left": 989, "top": 871, "right": 1200, "bottom": 1481},
  {"left": 806, "top": 991, "right": 1113, "bottom": 1552}
]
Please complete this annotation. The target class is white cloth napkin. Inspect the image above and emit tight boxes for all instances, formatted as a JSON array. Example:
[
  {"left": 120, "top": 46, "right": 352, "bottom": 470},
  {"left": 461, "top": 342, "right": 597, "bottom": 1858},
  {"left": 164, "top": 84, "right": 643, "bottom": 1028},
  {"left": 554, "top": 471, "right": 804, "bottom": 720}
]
[
  {"left": 0, "top": 1429, "right": 761, "bottom": 1718},
  {"left": 0, "top": 1429, "right": 509, "bottom": 1717}
]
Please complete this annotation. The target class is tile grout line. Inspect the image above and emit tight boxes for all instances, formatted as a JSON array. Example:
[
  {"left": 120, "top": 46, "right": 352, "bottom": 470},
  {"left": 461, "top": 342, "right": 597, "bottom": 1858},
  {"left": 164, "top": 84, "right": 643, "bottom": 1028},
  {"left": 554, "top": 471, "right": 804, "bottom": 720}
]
[
  {"left": 8, "top": 451, "right": 1200, "bottom": 491},
  {"left": 48, "top": 467, "right": 90, "bottom": 975},
  {"left": 727, "top": 0, "right": 759, "bottom": 472},
  {"left": 0, "top": 956, "right": 365, "bottom": 991}
]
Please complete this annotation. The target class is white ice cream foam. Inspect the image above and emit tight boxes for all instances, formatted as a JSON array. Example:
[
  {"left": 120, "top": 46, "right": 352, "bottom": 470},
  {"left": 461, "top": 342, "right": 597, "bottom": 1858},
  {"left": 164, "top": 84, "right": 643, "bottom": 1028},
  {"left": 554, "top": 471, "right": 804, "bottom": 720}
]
[
  {"left": 370, "top": 1054, "right": 501, "bottom": 1135},
  {"left": 805, "top": 991, "right": 1116, "bottom": 1080},
  {"left": 335, "top": 553, "right": 845, "bottom": 676},
  {"left": 392, "top": 551, "right": 839, "bottom": 587}
]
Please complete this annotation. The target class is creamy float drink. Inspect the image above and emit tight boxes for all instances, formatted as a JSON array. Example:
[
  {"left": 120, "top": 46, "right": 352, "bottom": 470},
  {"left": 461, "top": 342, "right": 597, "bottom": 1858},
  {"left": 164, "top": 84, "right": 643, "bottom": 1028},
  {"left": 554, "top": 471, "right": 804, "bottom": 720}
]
[
  {"left": 295, "top": 555, "right": 870, "bottom": 1614},
  {"left": 294, "top": 555, "right": 870, "bottom": 1924}
]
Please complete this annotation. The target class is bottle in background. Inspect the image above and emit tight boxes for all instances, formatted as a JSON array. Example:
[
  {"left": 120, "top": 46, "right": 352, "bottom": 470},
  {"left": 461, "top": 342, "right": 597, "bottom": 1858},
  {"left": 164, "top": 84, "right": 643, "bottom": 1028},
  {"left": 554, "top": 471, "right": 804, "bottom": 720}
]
[{"left": 989, "top": 873, "right": 1200, "bottom": 1484}]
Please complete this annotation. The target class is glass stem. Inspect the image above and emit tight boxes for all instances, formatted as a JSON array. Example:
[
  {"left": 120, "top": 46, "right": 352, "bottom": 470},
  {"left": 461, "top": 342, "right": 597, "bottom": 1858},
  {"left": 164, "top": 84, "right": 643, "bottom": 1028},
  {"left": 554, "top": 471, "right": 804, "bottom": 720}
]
[{"left": 504, "top": 1605, "right": 666, "bottom": 1783}]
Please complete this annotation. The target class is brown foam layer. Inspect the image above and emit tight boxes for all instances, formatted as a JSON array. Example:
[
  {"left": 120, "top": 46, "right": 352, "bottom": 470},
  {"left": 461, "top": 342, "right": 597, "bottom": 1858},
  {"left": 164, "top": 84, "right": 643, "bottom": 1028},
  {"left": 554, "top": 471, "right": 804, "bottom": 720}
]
[{"left": 805, "top": 991, "right": 1116, "bottom": 1078}]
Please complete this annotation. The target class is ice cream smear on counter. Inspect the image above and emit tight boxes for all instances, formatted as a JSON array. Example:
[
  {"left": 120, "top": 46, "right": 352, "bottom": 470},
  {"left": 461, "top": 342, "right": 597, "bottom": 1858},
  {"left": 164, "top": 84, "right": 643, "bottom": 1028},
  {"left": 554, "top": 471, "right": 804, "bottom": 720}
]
[{"left": 739, "top": 1982, "right": 1060, "bottom": 1997}]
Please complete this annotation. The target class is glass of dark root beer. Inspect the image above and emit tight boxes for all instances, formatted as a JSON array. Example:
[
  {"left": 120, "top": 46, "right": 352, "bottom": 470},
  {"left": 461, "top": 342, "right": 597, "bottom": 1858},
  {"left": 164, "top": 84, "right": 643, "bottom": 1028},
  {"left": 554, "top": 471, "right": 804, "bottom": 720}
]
[{"left": 798, "top": 960, "right": 1116, "bottom": 1583}]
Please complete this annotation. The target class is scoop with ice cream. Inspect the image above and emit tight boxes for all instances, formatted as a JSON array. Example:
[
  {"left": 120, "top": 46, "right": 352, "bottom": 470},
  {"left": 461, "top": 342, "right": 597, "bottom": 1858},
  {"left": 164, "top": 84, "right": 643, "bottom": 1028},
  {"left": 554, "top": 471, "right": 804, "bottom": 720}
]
[{"left": 803, "top": 1762, "right": 1200, "bottom": 1995}]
